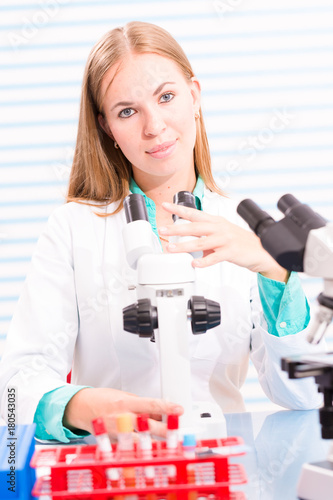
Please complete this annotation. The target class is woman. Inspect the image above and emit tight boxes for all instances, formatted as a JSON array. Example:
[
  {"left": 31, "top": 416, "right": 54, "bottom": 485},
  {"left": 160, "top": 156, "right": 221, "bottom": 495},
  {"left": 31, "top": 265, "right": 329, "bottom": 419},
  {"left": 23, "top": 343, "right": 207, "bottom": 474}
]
[{"left": 0, "top": 21, "right": 322, "bottom": 442}]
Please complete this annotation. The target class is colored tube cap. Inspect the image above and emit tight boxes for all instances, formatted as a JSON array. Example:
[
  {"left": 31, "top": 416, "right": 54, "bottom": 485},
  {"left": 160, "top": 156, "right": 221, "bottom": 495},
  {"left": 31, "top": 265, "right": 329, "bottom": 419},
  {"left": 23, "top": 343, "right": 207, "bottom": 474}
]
[
  {"left": 92, "top": 417, "right": 107, "bottom": 436},
  {"left": 116, "top": 413, "right": 133, "bottom": 433},
  {"left": 167, "top": 414, "right": 179, "bottom": 430},
  {"left": 137, "top": 414, "right": 149, "bottom": 432},
  {"left": 182, "top": 434, "right": 196, "bottom": 447}
]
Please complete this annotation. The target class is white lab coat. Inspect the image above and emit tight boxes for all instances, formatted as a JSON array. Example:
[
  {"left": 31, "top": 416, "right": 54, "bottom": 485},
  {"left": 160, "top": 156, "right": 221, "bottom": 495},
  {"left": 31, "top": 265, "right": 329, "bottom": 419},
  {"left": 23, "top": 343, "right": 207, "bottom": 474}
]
[{"left": 0, "top": 188, "right": 323, "bottom": 425}]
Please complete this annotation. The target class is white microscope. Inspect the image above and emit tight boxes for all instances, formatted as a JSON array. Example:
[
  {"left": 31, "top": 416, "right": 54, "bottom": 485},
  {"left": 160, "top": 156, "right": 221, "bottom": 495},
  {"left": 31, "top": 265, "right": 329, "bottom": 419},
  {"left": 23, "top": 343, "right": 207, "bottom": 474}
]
[
  {"left": 237, "top": 193, "right": 333, "bottom": 500},
  {"left": 122, "top": 191, "right": 226, "bottom": 438}
]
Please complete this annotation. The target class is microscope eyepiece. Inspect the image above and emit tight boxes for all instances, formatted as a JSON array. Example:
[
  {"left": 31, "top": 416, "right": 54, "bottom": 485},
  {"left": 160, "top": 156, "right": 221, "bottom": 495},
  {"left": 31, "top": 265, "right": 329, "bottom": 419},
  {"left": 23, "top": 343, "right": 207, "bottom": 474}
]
[
  {"left": 277, "top": 193, "right": 326, "bottom": 232},
  {"left": 124, "top": 193, "right": 149, "bottom": 223},
  {"left": 277, "top": 193, "right": 299, "bottom": 214},
  {"left": 172, "top": 191, "right": 196, "bottom": 222},
  {"left": 173, "top": 191, "right": 196, "bottom": 207},
  {"left": 237, "top": 199, "right": 275, "bottom": 237}
]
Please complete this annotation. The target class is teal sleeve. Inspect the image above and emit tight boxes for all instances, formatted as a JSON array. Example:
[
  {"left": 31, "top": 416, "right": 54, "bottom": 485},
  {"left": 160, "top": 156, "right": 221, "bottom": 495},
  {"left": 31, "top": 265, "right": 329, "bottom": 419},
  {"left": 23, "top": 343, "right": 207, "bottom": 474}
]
[
  {"left": 257, "top": 271, "right": 310, "bottom": 337},
  {"left": 33, "top": 385, "right": 92, "bottom": 443}
]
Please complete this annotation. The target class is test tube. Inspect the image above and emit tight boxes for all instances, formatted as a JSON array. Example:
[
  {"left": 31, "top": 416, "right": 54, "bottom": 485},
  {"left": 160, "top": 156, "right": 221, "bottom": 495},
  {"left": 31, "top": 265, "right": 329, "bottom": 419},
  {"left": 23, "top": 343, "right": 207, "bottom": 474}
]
[
  {"left": 182, "top": 434, "right": 197, "bottom": 500},
  {"left": 116, "top": 414, "right": 137, "bottom": 500},
  {"left": 136, "top": 414, "right": 155, "bottom": 482},
  {"left": 166, "top": 414, "right": 179, "bottom": 500},
  {"left": 166, "top": 414, "right": 179, "bottom": 453},
  {"left": 137, "top": 414, "right": 156, "bottom": 500},
  {"left": 92, "top": 417, "right": 120, "bottom": 487}
]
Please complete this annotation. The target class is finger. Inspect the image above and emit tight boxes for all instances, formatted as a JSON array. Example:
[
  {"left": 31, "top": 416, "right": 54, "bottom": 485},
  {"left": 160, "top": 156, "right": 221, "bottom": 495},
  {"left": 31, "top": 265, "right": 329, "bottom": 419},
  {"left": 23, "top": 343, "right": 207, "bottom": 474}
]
[
  {"left": 162, "top": 202, "right": 219, "bottom": 223},
  {"left": 104, "top": 412, "right": 170, "bottom": 440},
  {"left": 149, "top": 413, "right": 162, "bottom": 421},
  {"left": 159, "top": 221, "right": 220, "bottom": 238},
  {"left": 147, "top": 418, "right": 168, "bottom": 439},
  {"left": 166, "top": 234, "right": 226, "bottom": 255},
  {"left": 103, "top": 413, "right": 121, "bottom": 438},
  {"left": 124, "top": 396, "right": 183, "bottom": 417},
  {"left": 192, "top": 250, "right": 228, "bottom": 268}
]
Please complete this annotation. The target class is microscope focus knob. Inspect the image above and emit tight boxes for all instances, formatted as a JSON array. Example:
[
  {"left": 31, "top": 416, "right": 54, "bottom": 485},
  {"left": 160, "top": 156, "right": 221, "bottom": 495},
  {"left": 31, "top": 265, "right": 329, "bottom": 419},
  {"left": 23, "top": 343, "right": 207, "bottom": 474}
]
[
  {"left": 123, "top": 298, "right": 158, "bottom": 337},
  {"left": 188, "top": 295, "right": 221, "bottom": 334},
  {"left": 320, "top": 406, "right": 333, "bottom": 439}
]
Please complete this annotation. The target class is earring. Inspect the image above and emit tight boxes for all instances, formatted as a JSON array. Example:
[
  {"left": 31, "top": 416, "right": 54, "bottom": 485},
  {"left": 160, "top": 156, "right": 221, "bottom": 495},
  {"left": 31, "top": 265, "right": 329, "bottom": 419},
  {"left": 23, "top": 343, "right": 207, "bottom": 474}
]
[
  {"left": 195, "top": 111, "right": 200, "bottom": 119},
  {"left": 114, "top": 141, "right": 119, "bottom": 149}
]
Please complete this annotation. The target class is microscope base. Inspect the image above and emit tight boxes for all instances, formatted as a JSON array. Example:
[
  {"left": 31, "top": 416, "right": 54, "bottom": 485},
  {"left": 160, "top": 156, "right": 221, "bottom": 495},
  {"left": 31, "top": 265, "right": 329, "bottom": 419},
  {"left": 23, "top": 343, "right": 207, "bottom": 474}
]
[
  {"left": 179, "top": 401, "right": 227, "bottom": 440},
  {"left": 297, "top": 460, "right": 333, "bottom": 500}
]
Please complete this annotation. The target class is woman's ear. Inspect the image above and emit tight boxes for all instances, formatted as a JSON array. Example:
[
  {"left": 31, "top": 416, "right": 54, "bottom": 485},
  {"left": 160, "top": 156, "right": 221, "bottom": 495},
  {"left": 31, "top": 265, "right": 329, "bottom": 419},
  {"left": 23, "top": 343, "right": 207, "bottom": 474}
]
[
  {"left": 190, "top": 76, "right": 201, "bottom": 116},
  {"left": 98, "top": 113, "right": 114, "bottom": 140}
]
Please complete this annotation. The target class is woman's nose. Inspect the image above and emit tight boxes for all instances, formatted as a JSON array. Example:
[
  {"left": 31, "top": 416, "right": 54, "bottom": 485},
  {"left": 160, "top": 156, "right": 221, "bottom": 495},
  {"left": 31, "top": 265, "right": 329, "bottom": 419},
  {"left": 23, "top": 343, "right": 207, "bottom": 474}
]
[{"left": 143, "top": 109, "right": 166, "bottom": 137}]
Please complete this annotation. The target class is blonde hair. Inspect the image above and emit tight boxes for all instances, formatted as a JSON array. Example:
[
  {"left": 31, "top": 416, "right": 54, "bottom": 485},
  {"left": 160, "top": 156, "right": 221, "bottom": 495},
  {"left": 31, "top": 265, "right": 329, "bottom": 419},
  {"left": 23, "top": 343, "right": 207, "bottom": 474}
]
[{"left": 67, "top": 21, "right": 223, "bottom": 212}]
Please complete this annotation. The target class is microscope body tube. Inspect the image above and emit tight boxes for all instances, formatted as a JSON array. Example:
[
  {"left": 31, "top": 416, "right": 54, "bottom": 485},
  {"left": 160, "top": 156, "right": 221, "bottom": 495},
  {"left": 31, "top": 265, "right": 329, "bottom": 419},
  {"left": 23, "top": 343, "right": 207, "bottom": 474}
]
[
  {"left": 237, "top": 195, "right": 327, "bottom": 273},
  {"left": 123, "top": 193, "right": 159, "bottom": 270},
  {"left": 122, "top": 220, "right": 157, "bottom": 270},
  {"left": 136, "top": 252, "right": 195, "bottom": 428},
  {"left": 303, "top": 223, "right": 333, "bottom": 279}
]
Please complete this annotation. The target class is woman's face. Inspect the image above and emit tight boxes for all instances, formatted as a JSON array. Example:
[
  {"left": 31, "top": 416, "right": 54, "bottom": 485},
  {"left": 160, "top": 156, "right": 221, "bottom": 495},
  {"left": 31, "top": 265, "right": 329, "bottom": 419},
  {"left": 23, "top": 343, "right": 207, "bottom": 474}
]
[{"left": 98, "top": 52, "right": 201, "bottom": 186}]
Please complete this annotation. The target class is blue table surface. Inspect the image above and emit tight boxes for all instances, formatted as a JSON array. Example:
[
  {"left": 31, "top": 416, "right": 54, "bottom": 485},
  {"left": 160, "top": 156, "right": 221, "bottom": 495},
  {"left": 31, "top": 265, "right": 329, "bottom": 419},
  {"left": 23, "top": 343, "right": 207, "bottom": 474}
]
[
  {"left": 34, "top": 408, "right": 331, "bottom": 500},
  {"left": 225, "top": 409, "right": 331, "bottom": 500}
]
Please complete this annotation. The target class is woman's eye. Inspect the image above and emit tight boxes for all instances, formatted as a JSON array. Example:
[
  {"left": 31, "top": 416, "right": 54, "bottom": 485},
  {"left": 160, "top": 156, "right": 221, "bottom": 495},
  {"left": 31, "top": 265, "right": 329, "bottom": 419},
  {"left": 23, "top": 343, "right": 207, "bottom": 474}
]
[
  {"left": 118, "top": 94, "right": 174, "bottom": 118},
  {"left": 160, "top": 92, "right": 174, "bottom": 103},
  {"left": 119, "top": 108, "right": 135, "bottom": 118}
]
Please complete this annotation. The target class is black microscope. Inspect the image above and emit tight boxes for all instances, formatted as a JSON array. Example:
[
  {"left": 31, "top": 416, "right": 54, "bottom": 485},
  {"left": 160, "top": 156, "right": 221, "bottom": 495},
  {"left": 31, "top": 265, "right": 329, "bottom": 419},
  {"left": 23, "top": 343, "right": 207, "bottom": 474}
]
[{"left": 237, "top": 194, "right": 333, "bottom": 500}]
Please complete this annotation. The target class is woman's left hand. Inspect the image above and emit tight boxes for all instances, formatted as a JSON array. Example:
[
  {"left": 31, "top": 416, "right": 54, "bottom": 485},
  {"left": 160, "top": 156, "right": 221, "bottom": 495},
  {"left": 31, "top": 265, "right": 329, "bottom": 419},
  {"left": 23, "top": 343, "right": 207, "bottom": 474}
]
[{"left": 159, "top": 202, "right": 289, "bottom": 283}]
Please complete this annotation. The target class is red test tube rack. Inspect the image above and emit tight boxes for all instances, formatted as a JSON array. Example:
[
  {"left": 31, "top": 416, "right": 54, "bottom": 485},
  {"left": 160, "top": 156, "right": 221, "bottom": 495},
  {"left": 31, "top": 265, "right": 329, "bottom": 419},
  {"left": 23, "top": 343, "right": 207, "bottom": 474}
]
[{"left": 30, "top": 437, "right": 247, "bottom": 500}]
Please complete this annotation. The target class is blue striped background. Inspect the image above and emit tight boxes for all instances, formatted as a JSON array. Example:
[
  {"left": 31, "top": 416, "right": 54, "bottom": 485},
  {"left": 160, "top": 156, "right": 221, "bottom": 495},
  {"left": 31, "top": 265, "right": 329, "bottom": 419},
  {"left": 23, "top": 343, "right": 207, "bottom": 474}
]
[{"left": 1, "top": 0, "right": 333, "bottom": 412}]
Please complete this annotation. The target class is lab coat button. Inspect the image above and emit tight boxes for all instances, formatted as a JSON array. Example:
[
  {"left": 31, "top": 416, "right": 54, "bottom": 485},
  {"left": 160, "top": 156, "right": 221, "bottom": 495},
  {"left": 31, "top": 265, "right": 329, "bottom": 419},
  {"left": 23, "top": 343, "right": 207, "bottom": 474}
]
[{"left": 280, "top": 321, "right": 287, "bottom": 328}]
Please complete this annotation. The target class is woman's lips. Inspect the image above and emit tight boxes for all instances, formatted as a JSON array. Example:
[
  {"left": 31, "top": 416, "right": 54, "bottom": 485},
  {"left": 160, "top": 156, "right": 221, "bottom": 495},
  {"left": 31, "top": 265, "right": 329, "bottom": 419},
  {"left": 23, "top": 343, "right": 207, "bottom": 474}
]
[{"left": 146, "top": 140, "right": 177, "bottom": 159}]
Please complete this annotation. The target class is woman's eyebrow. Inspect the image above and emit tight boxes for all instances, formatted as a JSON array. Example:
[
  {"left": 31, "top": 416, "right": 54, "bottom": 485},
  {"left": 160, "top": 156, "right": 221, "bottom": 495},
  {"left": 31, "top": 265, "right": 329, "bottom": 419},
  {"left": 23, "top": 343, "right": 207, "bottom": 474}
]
[
  {"left": 111, "top": 81, "right": 176, "bottom": 111},
  {"left": 153, "top": 81, "right": 176, "bottom": 96}
]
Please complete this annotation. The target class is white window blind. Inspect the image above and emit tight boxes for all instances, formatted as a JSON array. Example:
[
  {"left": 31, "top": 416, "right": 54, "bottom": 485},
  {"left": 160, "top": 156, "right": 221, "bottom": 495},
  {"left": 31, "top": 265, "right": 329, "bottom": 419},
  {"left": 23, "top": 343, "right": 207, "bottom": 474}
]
[{"left": 1, "top": 0, "right": 333, "bottom": 411}]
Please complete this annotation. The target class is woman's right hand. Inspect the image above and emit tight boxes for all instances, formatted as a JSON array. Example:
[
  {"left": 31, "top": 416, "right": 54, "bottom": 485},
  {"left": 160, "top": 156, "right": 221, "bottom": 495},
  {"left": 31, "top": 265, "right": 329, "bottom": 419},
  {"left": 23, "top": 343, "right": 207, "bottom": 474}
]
[{"left": 63, "top": 387, "right": 183, "bottom": 439}]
